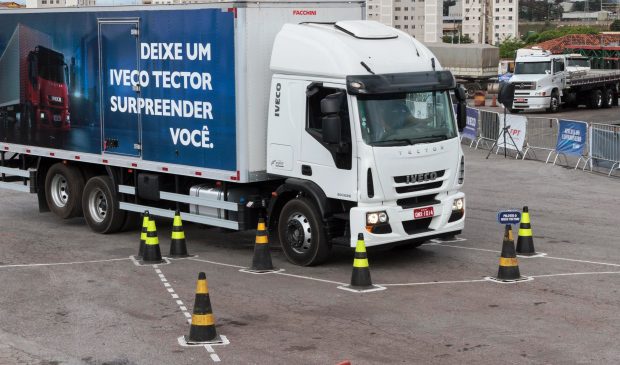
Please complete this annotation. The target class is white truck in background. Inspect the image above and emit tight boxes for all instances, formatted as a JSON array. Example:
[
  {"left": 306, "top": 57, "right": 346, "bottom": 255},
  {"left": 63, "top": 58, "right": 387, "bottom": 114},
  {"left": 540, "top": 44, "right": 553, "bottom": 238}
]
[
  {"left": 0, "top": 3, "right": 468, "bottom": 266},
  {"left": 509, "top": 48, "right": 620, "bottom": 113}
]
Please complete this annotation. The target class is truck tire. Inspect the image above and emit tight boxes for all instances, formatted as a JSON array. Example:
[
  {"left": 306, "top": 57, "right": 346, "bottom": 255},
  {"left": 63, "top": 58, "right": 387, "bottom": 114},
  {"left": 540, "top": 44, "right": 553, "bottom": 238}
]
[
  {"left": 278, "top": 197, "right": 330, "bottom": 266},
  {"left": 45, "top": 163, "right": 85, "bottom": 219},
  {"left": 546, "top": 92, "right": 560, "bottom": 113},
  {"left": 589, "top": 90, "right": 603, "bottom": 109},
  {"left": 82, "top": 176, "right": 126, "bottom": 234},
  {"left": 602, "top": 89, "right": 614, "bottom": 108}
]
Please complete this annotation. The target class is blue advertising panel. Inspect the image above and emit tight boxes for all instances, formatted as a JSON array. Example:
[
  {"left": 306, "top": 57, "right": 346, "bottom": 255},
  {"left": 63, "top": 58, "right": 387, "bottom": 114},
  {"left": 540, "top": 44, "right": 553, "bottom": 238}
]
[
  {"left": 462, "top": 107, "right": 478, "bottom": 141},
  {"left": 555, "top": 120, "right": 587, "bottom": 157},
  {"left": 0, "top": 9, "right": 237, "bottom": 171}
]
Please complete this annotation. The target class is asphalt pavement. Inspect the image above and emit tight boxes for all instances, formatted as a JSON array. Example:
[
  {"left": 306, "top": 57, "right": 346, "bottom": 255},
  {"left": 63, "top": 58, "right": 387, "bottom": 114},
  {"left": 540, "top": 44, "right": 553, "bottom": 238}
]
[{"left": 1, "top": 146, "right": 620, "bottom": 364}]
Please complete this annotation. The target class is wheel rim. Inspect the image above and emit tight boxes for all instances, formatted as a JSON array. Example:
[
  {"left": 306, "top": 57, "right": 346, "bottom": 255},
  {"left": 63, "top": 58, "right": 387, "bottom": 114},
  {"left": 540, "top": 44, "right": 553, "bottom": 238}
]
[
  {"left": 607, "top": 92, "right": 613, "bottom": 106},
  {"left": 87, "top": 187, "right": 108, "bottom": 223},
  {"left": 285, "top": 212, "right": 312, "bottom": 255},
  {"left": 597, "top": 94, "right": 603, "bottom": 107},
  {"left": 50, "top": 174, "right": 69, "bottom": 208},
  {"left": 551, "top": 97, "right": 559, "bottom": 111}
]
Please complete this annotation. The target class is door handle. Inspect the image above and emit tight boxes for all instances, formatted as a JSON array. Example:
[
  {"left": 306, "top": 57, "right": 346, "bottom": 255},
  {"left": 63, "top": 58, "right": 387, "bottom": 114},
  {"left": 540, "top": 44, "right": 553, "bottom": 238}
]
[{"left": 301, "top": 165, "right": 312, "bottom": 176}]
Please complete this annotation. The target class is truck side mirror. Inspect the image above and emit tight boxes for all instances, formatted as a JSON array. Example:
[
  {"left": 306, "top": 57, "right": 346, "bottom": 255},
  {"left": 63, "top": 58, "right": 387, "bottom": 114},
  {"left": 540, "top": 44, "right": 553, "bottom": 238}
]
[
  {"left": 321, "top": 92, "right": 344, "bottom": 144},
  {"left": 454, "top": 86, "right": 467, "bottom": 131}
]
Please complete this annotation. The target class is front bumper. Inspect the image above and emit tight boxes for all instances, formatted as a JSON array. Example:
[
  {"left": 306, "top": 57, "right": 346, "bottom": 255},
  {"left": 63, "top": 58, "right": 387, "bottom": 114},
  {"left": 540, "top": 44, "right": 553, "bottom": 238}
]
[
  {"left": 512, "top": 95, "right": 550, "bottom": 110},
  {"left": 349, "top": 191, "right": 465, "bottom": 247}
]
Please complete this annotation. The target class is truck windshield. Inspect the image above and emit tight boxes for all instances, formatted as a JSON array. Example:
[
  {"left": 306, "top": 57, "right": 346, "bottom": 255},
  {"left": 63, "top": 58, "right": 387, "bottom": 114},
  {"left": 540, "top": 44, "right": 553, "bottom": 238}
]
[
  {"left": 514, "top": 61, "right": 551, "bottom": 75},
  {"left": 357, "top": 91, "right": 457, "bottom": 146},
  {"left": 567, "top": 58, "right": 590, "bottom": 68},
  {"left": 38, "top": 55, "right": 66, "bottom": 84}
]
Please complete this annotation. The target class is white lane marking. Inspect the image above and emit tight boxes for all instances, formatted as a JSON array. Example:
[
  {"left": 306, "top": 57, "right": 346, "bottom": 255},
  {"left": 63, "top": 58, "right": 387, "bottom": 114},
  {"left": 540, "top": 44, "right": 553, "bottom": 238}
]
[
  {"left": 0, "top": 257, "right": 130, "bottom": 269},
  {"left": 337, "top": 285, "right": 387, "bottom": 293},
  {"left": 187, "top": 318, "right": 192, "bottom": 324},
  {"left": 188, "top": 258, "right": 245, "bottom": 269},
  {"left": 380, "top": 279, "right": 488, "bottom": 287},
  {"left": 180, "top": 306, "right": 187, "bottom": 311},
  {"left": 184, "top": 312, "right": 191, "bottom": 318},
  {"left": 155, "top": 269, "right": 162, "bottom": 274},
  {"left": 275, "top": 271, "right": 347, "bottom": 286},
  {"left": 171, "top": 294, "right": 179, "bottom": 299},
  {"left": 436, "top": 243, "right": 620, "bottom": 268},
  {"left": 167, "top": 288, "right": 175, "bottom": 293},
  {"left": 158, "top": 273, "right": 166, "bottom": 278},
  {"left": 161, "top": 278, "right": 168, "bottom": 282},
  {"left": 164, "top": 283, "right": 171, "bottom": 287},
  {"left": 210, "top": 354, "right": 221, "bottom": 362},
  {"left": 543, "top": 256, "right": 620, "bottom": 268},
  {"left": 176, "top": 300, "right": 183, "bottom": 305},
  {"left": 205, "top": 345, "right": 214, "bottom": 353},
  {"left": 530, "top": 271, "right": 620, "bottom": 278}
]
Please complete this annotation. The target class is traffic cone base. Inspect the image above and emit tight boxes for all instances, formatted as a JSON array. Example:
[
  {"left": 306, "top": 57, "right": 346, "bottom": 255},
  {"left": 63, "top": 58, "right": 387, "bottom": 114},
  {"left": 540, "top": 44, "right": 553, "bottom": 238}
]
[
  {"left": 245, "top": 217, "right": 278, "bottom": 273},
  {"left": 337, "top": 233, "right": 387, "bottom": 293},
  {"left": 485, "top": 275, "right": 533, "bottom": 284},
  {"left": 169, "top": 210, "right": 192, "bottom": 258},
  {"left": 516, "top": 206, "right": 537, "bottom": 256}
]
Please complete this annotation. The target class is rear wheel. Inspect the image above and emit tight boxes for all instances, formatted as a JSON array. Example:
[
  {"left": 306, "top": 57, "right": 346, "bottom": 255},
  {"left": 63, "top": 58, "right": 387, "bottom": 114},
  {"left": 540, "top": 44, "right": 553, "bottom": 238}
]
[
  {"left": 45, "top": 163, "right": 85, "bottom": 219},
  {"left": 589, "top": 89, "right": 603, "bottom": 109},
  {"left": 82, "top": 176, "right": 126, "bottom": 234},
  {"left": 278, "top": 198, "right": 330, "bottom": 266},
  {"left": 602, "top": 88, "right": 614, "bottom": 108}
]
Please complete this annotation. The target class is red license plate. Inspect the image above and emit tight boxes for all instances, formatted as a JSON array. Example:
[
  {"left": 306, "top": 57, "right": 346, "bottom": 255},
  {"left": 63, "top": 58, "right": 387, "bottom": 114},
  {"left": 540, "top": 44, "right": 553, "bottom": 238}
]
[
  {"left": 413, "top": 206, "right": 434, "bottom": 219},
  {"left": 515, "top": 98, "right": 526, "bottom": 102}
]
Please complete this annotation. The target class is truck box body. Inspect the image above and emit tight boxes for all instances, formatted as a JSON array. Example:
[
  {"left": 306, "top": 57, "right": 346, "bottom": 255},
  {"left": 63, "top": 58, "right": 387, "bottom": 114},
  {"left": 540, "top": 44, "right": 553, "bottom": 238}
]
[
  {"left": 0, "top": 24, "right": 53, "bottom": 108},
  {"left": 0, "top": 3, "right": 363, "bottom": 182}
]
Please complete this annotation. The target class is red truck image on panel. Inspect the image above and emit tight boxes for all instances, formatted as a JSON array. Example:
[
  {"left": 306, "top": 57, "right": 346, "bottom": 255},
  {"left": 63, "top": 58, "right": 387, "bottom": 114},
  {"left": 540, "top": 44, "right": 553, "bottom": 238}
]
[{"left": 0, "top": 24, "right": 70, "bottom": 131}]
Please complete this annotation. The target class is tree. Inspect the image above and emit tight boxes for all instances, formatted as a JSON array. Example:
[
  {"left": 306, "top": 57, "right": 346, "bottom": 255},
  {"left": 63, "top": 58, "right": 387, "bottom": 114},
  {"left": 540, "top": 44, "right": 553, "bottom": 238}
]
[
  {"left": 441, "top": 34, "right": 474, "bottom": 44},
  {"left": 499, "top": 37, "right": 526, "bottom": 59}
]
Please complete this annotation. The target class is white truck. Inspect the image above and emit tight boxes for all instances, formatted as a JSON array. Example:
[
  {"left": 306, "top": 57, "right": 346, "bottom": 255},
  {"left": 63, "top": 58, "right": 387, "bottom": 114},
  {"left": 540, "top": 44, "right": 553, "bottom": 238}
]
[
  {"left": 509, "top": 48, "right": 620, "bottom": 113},
  {"left": 0, "top": 2, "right": 467, "bottom": 266}
]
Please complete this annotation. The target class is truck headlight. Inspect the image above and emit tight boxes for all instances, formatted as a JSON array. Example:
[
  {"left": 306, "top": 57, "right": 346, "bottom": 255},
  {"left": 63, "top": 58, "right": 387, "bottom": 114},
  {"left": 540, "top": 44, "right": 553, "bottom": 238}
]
[
  {"left": 452, "top": 198, "right": 464, "bottom": 211},
  {"left": 40, "top": 112, "right": 45, "bottom": 119},
  {"left": 366, "top": 211, "right": 388, "bottom": 225}
]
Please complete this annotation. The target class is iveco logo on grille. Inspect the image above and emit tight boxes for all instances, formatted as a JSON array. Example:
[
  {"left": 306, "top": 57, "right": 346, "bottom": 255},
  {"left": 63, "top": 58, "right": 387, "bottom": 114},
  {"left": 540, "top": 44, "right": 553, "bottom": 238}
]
[{"left": 406, "top": 172, "right": 438, "bottom": 184}]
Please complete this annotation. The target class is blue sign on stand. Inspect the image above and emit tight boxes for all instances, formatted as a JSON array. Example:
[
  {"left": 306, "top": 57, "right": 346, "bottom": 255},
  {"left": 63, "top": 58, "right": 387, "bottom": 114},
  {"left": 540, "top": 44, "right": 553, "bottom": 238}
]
[{"left": 497, "top": 210, "right": 521, "bottom": 225}]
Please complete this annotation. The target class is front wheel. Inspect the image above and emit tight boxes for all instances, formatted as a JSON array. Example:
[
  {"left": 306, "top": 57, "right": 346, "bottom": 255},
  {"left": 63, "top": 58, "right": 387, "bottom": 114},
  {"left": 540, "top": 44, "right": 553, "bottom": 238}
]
[
  {"left": 278, "top": 198, "right": 330, "bottom": 266},
  {"left": 546, "top": 93, "right": 560, "bottom": 113},
  {"left": 82, "top": 176, "right": 126, "bottom": 234}
]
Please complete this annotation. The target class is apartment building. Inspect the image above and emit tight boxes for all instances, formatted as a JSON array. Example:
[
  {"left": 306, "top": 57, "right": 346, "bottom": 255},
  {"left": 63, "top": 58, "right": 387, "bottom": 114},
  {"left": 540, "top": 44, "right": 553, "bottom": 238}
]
[
  {"left": 367, "top": 0, "right": 443, "bottom": 43},
  {"left": 26, "top": 0, "right": 96, "bottom": 7},
  {"left": 461, "top": 0, "right": 517, "bottom": 44}
]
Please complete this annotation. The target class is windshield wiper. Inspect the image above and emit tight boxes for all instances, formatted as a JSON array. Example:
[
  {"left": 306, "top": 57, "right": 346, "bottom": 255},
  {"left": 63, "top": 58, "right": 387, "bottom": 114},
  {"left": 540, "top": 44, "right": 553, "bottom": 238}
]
[
  {"left": 369, "top": 139, "right": 412, "bottom": 146},
  {"left": 409, "top": 135, "right": 448, "bottom": 144}
]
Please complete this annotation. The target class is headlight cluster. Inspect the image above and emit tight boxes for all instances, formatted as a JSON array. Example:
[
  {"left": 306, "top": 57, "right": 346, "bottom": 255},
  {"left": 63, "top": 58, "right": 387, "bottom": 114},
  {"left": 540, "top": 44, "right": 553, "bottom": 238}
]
[
  {"left": 366, "top": 211, "right": 388, "bottom": 225},
  {"left": 452, "top": 198, "right": 464, "bottom": 211}
]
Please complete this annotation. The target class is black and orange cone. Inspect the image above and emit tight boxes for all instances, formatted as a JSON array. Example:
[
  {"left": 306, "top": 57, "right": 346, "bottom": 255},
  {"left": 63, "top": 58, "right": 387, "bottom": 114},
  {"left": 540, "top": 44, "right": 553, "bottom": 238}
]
[
  {"left": 495, "top": 225, "right": 521, "bottom": 281},
  {"left": 169, "top": 210, "right": 190, "bottom": 258},
  {"left": 516, "top": 206, "right": 536, "bottom": 256},
  {"left": 249, "top": 217, "right": 275, "bottom": 272},
  {"left": 186, "top": 272, "right": 218, "bottom": 344},
  {"left": 142, "top": 218, "right": 164, "bottom": 263},
  {"left": 350, "top": 233, "right": 373, "bottom": 289},
  {"left": 137, "top": 211, "right": 149, "bottom": 259}
]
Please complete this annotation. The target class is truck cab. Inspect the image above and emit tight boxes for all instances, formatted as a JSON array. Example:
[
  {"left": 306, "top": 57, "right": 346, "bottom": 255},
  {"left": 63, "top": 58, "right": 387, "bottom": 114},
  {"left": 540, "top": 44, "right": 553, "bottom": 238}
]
[
  {"left": 266, "top": 21, "right": 466, "bottom": 265},
  {"left": 510, "top": 47, "right": 566, "bottom": 113}
]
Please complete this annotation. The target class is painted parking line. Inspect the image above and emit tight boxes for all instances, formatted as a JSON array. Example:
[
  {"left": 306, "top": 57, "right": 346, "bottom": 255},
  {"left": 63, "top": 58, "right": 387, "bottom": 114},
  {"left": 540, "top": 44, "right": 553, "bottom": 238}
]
[{"left": 0, "top": 257, "right": 130, "bottom": 269}]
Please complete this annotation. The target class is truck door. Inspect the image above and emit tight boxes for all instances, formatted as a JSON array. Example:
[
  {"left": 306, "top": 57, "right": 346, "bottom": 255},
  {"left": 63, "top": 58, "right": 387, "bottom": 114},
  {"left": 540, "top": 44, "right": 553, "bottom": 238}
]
[
  {"left": 98, "top": 20, "right": 141, "bottom": 157},
  {"left": 300, "top": 83, "right": 357, "bottom": 201}
]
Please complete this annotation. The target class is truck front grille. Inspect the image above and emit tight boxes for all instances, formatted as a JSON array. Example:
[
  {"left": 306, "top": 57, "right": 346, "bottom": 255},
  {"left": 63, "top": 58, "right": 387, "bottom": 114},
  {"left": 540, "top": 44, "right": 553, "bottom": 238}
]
[
  {"left": 402, "top": 218, "right": 433, "bottom": 235},
  {"left": 396, "top": 194, "right": 439, "bottom": 209},
  {"left": 395, "top": 181, "right": 442, "bottom": 194},
  {"left": 514, "top": 82, "right": 534, "bottom": 90}
]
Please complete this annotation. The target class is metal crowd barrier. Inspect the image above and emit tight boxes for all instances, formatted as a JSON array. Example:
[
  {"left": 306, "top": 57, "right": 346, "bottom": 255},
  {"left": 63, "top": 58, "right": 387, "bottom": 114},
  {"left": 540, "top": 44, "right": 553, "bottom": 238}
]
[
  {"left": 521, "top": 117, "right": 559, "bottom": 163},
  {"left": 582, "top": 123, "right": 620, "bottom": 176},
  {"left": 473, "top": 110, "right": 500, "bottom": 149}
]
